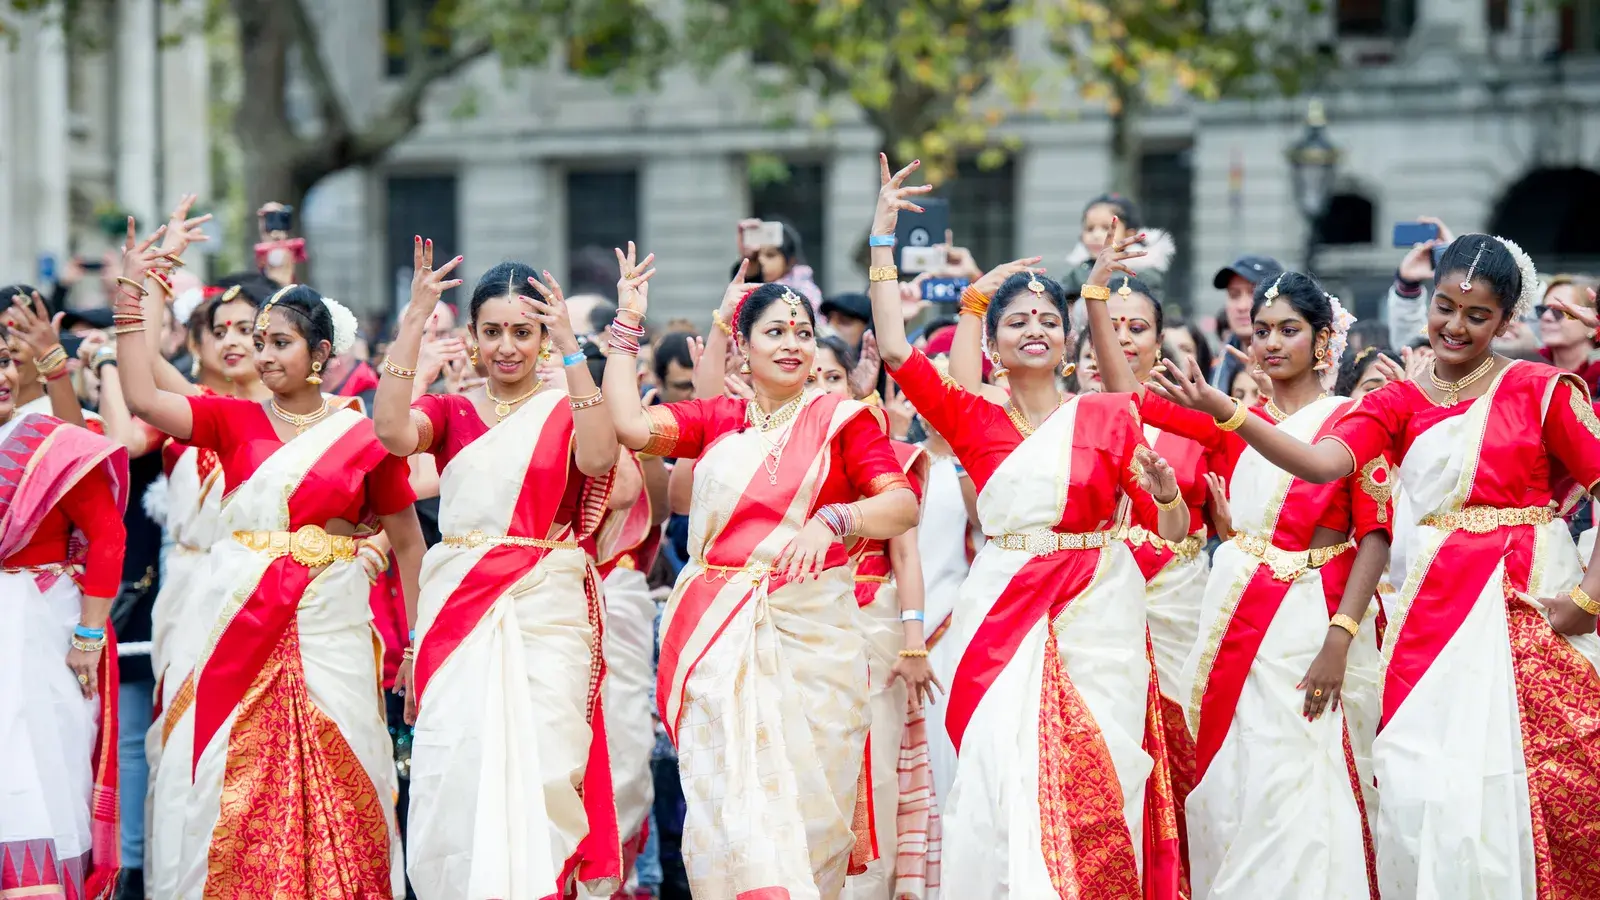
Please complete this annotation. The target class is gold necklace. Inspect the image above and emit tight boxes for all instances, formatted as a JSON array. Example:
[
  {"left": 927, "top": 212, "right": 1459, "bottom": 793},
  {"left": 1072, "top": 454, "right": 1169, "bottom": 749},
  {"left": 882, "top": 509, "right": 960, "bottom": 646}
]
[
  {"left": 1265, "top": 393, "right": 1328, "bottom": 423},
  {"left": 270, "top": 397, "right": 331, "bottom": 435},
  {"left": 1006, "top": 395, "right": 1065, "bottom": 438},
  {"left": 745, "top": 391, "right": 806, "bottom": 432},
  {"left": 1428, "top": 356, "right": 1496, "bottom": 406},
  {"left": 486, "top": 378, "right": 543, "bottom": 422}
]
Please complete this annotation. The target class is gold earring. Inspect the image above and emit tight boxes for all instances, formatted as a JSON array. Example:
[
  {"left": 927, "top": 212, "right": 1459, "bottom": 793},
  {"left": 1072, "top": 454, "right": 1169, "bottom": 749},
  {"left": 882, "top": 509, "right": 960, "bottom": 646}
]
[
  {"left": 307, "top": 360, "right": 323, "bottom": 386},
  {"left": 989, "top": 351, "right": 1009, "bottom": 380},
  {"left": 540, "top": 341, "right": 551, "bottom": 363},
  {"left": 469, "top": 344, "right": 480, "bottom": 366},
  {"left": 1313, "top": 345, "right": 1329, "bottom": 371},
  {"left": 1060, "top": 360, "right": 1075, "bottom": 378},
  {"left": 740, "top": 359, "right": 751, "bottom": 375}
]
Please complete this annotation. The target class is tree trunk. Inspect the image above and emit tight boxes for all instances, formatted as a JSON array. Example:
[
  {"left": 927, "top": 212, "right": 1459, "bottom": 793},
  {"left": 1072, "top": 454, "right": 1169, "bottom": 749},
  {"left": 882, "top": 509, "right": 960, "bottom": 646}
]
[{"left": 1109, "top": 81, "right": 1142, "bottom": 200}]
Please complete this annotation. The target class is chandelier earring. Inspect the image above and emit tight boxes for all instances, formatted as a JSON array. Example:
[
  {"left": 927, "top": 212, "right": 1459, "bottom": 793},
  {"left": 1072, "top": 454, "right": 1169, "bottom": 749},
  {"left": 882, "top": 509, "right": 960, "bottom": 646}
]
[
  {"left": 989, "top": 350, "right": 1009, "bottom": 380},
  {"left": 307, "top": 360, "right": 323, "bottom": 386},
  {"left": 540, "top": 341, "right": 552, "bottom": 364},
  {"left": 468, "top": 344, "right": 480, "bottom": 367},
  {"left": 1060, "top": 360, "right": 1076, "bottom": 378},
  {"left": 1313, "top": 344, "right": 1329, "bottom": 371}
]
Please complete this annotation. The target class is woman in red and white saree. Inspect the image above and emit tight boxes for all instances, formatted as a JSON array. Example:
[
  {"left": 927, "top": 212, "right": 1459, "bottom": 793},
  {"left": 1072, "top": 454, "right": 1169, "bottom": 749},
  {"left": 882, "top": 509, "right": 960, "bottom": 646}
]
[
  {"left": 868, "top": 156, "right": 1191, "bottom": 898},
  {"left": 605, "top": 254, "right": 920, "bottom": 899},
  {"left": 115, "top": 247, "right": 425, "bottom": 898},
  {"left": 1087, "top": 266, "right": 1391, "bottom": 900},
  {"left": 1146, "top": 234, "right": 1600, "bottom": 899},
  {"left": 0, "top": 375, "right": 128, "bottom": 900},
  {"left": 375, "top": 251, "right": 622, "bottom": 900}
]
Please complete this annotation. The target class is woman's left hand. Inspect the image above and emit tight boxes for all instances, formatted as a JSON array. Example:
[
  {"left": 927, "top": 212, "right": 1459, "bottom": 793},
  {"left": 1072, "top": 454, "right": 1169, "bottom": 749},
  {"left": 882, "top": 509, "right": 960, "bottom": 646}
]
[
  {"left": 971, "top": 256, "right": 1045, "bottom": 298},
  {"left": 1538, "top": 592, "right": 1599, "bottom": 636},
  {"left": 66, "top": 646, "right": 101, "bottom": 698},
  {"left": 525, "top": 271, "right": 582, "bottom": 356},
  {"left": 1148, "top": 355, "right": 1237, "bottom": 420},
  {"left": 774, "top": 518, "right": 836, "bottom": 583},
  {"left": 7, "top": 291, "right": 65, "bottom": 362},
  {"left": 1085, "top": 217, "right": 1147, "bottom": 288},
  {"left": 1548, "top": 289, "right": 1600, "bottom": 331},
  {"left": 1133, "top": 445, "right": 1180, "bottom": 506},
  {"left": 1297, "top": 635, "right": 1349, "bottom": 720},
  {"left": 891, "top": 651, "right": 945, "bottom": 710},
  {"left": 1204, "top": 472, "right": 1233, "bottom": 541},
  {"left": 158, "top": 193, "right": 213, "bottom": 260},
  {"left": 848, "top": 331, "right": 882, "bottom": 399}
]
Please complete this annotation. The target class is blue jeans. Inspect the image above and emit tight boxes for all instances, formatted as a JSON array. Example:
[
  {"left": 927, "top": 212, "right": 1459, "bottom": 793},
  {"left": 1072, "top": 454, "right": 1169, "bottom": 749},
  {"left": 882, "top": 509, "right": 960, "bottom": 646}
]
[{"left": 119, "top": 679, "right": 155, "bottom": 870}]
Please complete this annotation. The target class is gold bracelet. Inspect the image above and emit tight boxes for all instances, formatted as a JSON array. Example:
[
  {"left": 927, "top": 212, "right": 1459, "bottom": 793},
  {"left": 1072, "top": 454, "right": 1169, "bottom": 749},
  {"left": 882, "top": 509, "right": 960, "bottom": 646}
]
[
  {"left": 1571, "top": 584, "right": 1600, "bottom": 616},
  {"left": 1330, "top": 613, "right": 1361, "bottom": 638},
  {"left": 148, "top": 272, "right": 173, "bottom": 297},
  {"left": 569, "top": 389, "right": 605, "bottom": 411},
  {"left": 897, "top": 647, "right": 929, "bottom": 658},
  {"left": 868, "top": 265, "right": 899, "bottom": 283},
  {"left": 1153, "top": 490, "right": 1184, "bottom": 512},
  {"left": 1080, "top": 283, "right": 1112, "bottom": 302},
  {"left": 113, "top": 325, "right": 146, "bottom": 335},
  {"left": 712, "top": 309, "right": 734, "bottom": 337},
  {"left": 1215, "top": 399, "right": 1249, "bottom": 432},
  {"left": 35, "top": 346, "right": 68, "bottom": 375},
  {"left": 382, "top": 357, "right": 418, "bottom": 379},
  {"left": 114, "top": 276, "right": 149, "bottom": 296}
]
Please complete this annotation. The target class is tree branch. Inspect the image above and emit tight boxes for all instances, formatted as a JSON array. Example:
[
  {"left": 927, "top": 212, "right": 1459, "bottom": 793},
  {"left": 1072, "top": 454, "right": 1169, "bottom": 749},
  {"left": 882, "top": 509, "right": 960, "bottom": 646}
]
[
  {"left": 282, "top": 0, "right": 352, "bottom": 139},
  {"left": 343, "top": 34, "right": 493, "bottom": 167}
]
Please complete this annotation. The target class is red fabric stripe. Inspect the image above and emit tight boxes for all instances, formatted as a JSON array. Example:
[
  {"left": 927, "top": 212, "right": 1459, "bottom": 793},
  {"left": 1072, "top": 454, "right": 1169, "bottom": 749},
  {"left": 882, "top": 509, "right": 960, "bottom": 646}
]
[
  {"left": 1192, "top": 567, "right": 1291, "bottom": 780},
  {"left": 943, "top": 550, "right": 1101, "bottom": 754},
  {"left": 735, "top": 889, "right": 793, "bottom": 899},
  {"left": 1141, "top": 633, "right": 1183, "bottom": 900},
  {"left": 572, "top": 574, "right": 623, "bottom": 888},
  {"left": 508, "top": 404, "right": 575, "bottom": 539},
  {"left": 86, "top": 626, "right": 120, "bottom": 900}
]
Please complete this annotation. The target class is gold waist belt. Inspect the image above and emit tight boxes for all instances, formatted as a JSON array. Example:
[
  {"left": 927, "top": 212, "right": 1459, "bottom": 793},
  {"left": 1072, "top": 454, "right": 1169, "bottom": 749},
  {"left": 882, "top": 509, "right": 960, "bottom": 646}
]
[
  {"left": 693, "top": 559, "right": 773, "bottom": 583},
  {"left": 2, "top": 562, "right": 80, "bottom": 577},
  {"left": 1127, "top": 525, "right": 1205, "bottom": 561},
  {"left": 232, "top": 525, "right": 357, "bottom": 568},
  {"left": 854, "top": 573, "right": 891, "bottom": 584},
  {"left": 1234, "top": 533, "right": 1354, "bottom": 583},
  {"left": 1419, "top": 505, "right": 1552, "bottom": 534},
  {"left": 993, "top": 528, "right": 1122, "bottom": 556},
  {"left": 440, "top": 530, "right": 578, "bottom": 551}
]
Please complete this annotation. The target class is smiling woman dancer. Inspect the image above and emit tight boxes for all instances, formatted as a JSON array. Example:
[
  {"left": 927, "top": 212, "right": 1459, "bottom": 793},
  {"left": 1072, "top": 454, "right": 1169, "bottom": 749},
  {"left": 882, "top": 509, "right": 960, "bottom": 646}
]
[
  {"left": 868, "top": 156, "right": 1190, "bottom": 898},
  {"left": 1144, "top": 233, "right": 1600, "bottom": 900},
  {"left": 375, "top": 242, "right": 622, "bottom": 900},
  {"left": 604, "top": 243, "right": 918, "bottom": 898},
  {"left": 113, "top": 218, "right": 425, "bottom": 899}
]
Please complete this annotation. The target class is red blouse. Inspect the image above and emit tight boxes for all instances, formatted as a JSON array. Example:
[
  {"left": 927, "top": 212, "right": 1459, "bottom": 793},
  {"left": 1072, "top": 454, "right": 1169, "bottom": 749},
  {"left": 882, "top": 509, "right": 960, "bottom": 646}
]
[
  {"left": 411, "top": 392, "right": 586, "bottom": 528},
  {"left": 4, "top": 464, "right": 126, "bottom": 597},
  {"left": 185, "top": 394, "right": 415, "bottom": 521},
  {"left": 641, "top": 395, "right": 910, "bottom": 506}
]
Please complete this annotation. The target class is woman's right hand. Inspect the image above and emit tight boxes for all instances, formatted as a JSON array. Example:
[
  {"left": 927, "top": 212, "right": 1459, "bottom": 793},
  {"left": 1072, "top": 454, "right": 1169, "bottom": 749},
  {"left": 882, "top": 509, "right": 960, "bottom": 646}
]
[
  {"left": 1547, "top": 288, "right": 1600, "bottom": 331},
  {"left": 1084, "top": 217, "right": 1147, "bottom": 288},
  {"left": 67, "top": 645, "right": 101, "bottom": 698},
  {"left": 1148, "top": 355, "right": 1236, "bottom": 419},
  {"left": 872, "top": 154, "right": 933, "bottom": 238},
  {"left": 1297, "top": 635, "right": 1349, "bottom": 721},
  {"left": 718, "top": 258, "right": 754, "bottom": 322},
  {"left": 1224, "top": 344, "right": 1273, "bottom": 401},
  {"left": 614, "top": 242, "right": 657, "bottom": 321},
  {"left": 1204, "top": 472, "right": 1233, "bottom": 541},
  {"left": 971, "top": 256, "right": 1045, "bottom": 298},
  {"left": 118, "top": 216, "right": 171, "bottom": 285},
  {"left": 403, "top": 236, "right": 465, "bottom": 325}
]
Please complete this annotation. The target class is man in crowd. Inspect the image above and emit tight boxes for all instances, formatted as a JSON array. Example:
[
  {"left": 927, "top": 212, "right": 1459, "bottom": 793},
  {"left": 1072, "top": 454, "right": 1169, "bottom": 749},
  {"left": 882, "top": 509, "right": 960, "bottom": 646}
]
[{"left": 1208, "top": 253, "right": 1283, "bottom": 390}]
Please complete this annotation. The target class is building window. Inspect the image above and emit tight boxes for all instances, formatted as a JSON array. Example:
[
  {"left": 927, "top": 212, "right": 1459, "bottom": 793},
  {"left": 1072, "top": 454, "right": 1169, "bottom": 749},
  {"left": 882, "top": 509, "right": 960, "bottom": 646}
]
[
  {"left": 385, "top": 0, "right": 450, "bottom": 78},
  {"left": 1559, "top": 0, "right": 1599, "bottom": 52},
  {"left": 386, "top": 175, "right": 459, "bottom": 318},
  {"left": 566, "top": 169, "right": 639, "bottom": 299},
  {"left": 943, "top": 158, "right": 1016, "bottom": 275},
  {"left": 1320, "top": 192, "right": 1376, "bottom": 246},
  {"left": 1138, "top": 148, "right": 1194, "bottom": 312},
  {"left": 750, "top": 162, "right": 828, "bottom": 288},
  {"left": 1336, "top": 0, "right": 1415, "bottom": 37}
]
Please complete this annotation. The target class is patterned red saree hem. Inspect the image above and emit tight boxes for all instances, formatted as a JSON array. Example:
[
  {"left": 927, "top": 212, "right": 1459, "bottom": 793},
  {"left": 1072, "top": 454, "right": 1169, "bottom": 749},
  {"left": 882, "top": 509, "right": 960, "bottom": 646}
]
[
  {"left": 1141, "top": 635, "right": 1185, "bottom": 900},
  {"left": 203, "top": 625, "right": 390, "bottom": 900}
]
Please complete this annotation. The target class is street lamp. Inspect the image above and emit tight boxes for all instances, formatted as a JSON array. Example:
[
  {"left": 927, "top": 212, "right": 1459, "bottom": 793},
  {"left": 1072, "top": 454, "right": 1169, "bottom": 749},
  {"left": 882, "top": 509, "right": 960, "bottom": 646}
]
[{"left": 1286, "top": 99, "right": 1341, "bottom": 273}]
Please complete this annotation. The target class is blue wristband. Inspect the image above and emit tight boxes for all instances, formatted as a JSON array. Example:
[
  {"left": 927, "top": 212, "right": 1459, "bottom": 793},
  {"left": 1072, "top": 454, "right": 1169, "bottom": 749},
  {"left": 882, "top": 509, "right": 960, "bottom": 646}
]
[
  {"left": 74, "top": 624, "right": 106, "bottom": 639},
  {"left": 409, "top": 629, "right": 417, "bottom": 643},
  {"left": 868, "top": 233, "right": 897, "bottom": 247},
  {"left": 899, "top": 610, "right": 925, "bottom": 623},
  {"left": 952, "top": 463, "right": 967, "bottom": 477},
  {"left": 562, "top": 351, "right": 586, "bottom": 368}
]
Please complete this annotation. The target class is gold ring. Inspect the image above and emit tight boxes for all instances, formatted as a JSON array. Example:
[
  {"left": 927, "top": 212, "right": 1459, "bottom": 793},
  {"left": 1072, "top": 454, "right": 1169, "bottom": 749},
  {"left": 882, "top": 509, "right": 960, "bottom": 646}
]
[
  {"left": 1312, "top": 688, "right": 1324, "bottom": 697},
  {"left": 76, "top": 673, "right": 90, "bottom": 685}
]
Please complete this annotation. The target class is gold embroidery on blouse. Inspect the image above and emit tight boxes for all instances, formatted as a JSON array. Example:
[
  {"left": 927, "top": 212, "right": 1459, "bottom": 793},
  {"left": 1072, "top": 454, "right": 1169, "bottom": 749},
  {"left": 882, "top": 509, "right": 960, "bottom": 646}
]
[
  {"left": 864, "top": 472, "right": 912, "bottom": 497},
  {"left": 409, "top": 407, "right": 435, "bottom": 455},
  {"left": 1359, "top": 456, "right": 1393, "bottom": 524},
  {"left": 1569, "top": 384, "right": 1600, "bottom": 441},
  {"left": 641, "top": 405, "right": 681, "bottom": 457}
]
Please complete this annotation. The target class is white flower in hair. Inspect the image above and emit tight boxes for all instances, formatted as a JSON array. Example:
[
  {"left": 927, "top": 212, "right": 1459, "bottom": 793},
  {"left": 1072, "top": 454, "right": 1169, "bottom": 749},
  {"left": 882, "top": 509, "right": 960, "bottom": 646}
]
[
  {"left": 322, "top": 297, "right": 360, "bottom": 356},
  {"left": 1322, "top": 293, "right": 1357, "bottom": 391},
  {"left": 172, "top": 288, "right": 205, "bottom": 328},
  {"left": 1491, "top": 235, "right": 1540, "bottom": 321}
]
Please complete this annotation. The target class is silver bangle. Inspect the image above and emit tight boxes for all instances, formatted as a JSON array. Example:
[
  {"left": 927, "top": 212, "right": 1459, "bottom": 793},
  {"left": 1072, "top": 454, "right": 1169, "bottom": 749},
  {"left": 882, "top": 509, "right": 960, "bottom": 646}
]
[{"left": 899, "top": 609, "right": 925, "bottom": 623}]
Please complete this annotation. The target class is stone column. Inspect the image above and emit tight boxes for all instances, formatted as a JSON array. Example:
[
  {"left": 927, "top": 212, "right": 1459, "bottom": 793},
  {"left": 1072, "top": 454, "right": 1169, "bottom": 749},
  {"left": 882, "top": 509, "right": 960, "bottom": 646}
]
[
  {"left": 160, "top": 0, "right": 211, "bottom": 211},
  {"left": 35, "top": 14, "right": 71, "bottom": 281},
  {"left": 117, "top": 0, "right": 159, "bottom": 223},
  {"left": 1410, "top": 0, "right": 1489, "bottom": 61}
]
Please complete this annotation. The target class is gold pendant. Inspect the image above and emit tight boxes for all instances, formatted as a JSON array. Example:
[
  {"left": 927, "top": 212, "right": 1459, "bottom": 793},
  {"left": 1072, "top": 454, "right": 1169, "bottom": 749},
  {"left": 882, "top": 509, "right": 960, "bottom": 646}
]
[{"left": 495, "top": 401, "right": 512, "bottom": 419}]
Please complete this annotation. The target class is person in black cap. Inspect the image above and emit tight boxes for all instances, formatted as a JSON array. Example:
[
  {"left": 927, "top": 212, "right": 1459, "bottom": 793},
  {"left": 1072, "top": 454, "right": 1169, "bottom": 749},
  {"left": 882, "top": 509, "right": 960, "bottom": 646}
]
[
  {"left": 820, "top": 291, "right": 873, "bottom": 350},
  {"left": 1209, "top": 254, "right": 1283, "bottom": 390}
]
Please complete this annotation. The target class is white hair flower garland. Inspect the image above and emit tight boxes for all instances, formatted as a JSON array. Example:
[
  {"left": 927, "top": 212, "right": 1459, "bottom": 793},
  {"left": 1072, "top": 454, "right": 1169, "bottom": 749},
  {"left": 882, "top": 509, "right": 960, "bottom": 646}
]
[
  {"left": 172, "top": 288, "right": 205, "bottom": 329},
  {"left": 1322, "top": 292, "right": 1357, "bottom": 391},
  {"left": 1491, "top": 234, "right": 1540, "bottom": 321},
  {"left": 322, "top": 297, "right": 359, "bottom": 356}
]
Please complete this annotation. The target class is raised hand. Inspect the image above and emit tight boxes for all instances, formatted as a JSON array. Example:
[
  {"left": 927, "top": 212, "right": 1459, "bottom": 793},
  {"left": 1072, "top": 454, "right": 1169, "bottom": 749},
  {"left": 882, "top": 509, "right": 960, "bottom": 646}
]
[
  {"left": 724, "top": 372, "right": 755, "bottom": 401},
  {"left": 972, "top": 256, "right": 1046, "bottom": 298},
  {"left": 614, "top": 242, "right": 657, "bottom": 320},
  {"left": 402, "top": 236, "right": 464, "bottom": 325},
  {"left": 849, "top": 331, "right": 882, "bottom": 399},
  {"left": 1371, "top": 352, "right": 1407, "bottom": 386},
  {"left": 1397, "top": 216, "right": 1454, "bottom": 284},
  {"left": 1224, "top": 344, "right": 1273, "bottom": 401},
  {"left": 1400, "top": 345, "right": 1434, "bottom": 383},
  {"left": 1148, "top": 355, "right": 1235, "bottom": 419},
  {"left": 718, "top": 258, "right": 754, "bottom": 322},
  {"left": 158, "top": 193, "right": 213, "bottom": 262},
  {"left": 873, "top": 154, "right": 933, "bottom": 237},
  {"left": 1546, "top": 289, "right": 1600, "bottom": 331},
  {"left": 6, "top": 292, "right": 65, "bottom": 361},
  {"left": 1085, "top": 217, "right": 1147, "bottom": 289},
  {"left": 118, "top": 217, "right": 171, "bottom": 286},
  {"left": 525, "top": 271, "right": 581, "bottom": 356}
]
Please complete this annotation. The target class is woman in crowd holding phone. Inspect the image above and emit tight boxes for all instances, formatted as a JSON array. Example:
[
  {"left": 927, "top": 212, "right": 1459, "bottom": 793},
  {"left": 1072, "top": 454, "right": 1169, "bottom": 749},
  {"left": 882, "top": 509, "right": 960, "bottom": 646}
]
[
  {"left": 374, "top": 242, "right": 622, "bottom": 900},
  {"left": 1145, "top": 233, "right": 1600, "bottom": 899},
  {"left": 736, "top": 218, "right": 822, "bottom": 312}
]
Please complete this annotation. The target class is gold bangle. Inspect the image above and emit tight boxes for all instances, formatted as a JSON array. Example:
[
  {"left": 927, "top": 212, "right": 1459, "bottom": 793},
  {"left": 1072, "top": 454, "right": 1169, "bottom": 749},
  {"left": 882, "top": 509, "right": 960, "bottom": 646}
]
[
  {"left": 569, "top": 389, "right": 605, "bottom": 411},
  {"left": 1215, "top": 399, "right": 1250, "bottom": 432},
  {"left": 382, "top": 357, "right": 418, "bottom": 379},
  {"left": 1080, "top": 283, "right": 1112, "bottom": 302},
  {"left": 148, "top": 272, "right": 173, "bottom": 297},
  {"left": 113, "top": 325, "right": 146, "bottom": 335},
  {"left": 897, "top": 647, "right": 929, "bottom": 658},
  {"left": 1153, "top": 490, "right": 1184, "bottom": 512},
  {"left": 868, "top": 265, "right": 899, "bottom": 283},
  {"left": 114, "top": 276, "right": 149, "bottom": 296},
  {"left": 712, "top": 309, "right": 734, "bottom": 337},
  {"left": 958, "top": 285, "right": 991, "bottom": 318},
  {"left": 1330, "top": 613, "right": 1361, "bottom": 638},
  {"left": 1571, "top": 585, "right": 1600, "bottom": 616}
]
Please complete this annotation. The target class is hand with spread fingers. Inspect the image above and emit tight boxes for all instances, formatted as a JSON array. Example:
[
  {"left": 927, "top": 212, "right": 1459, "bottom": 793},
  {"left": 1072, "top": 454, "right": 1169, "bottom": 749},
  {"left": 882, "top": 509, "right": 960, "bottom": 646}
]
[
  {"left": 1224, "top": 344, "right": 1273, "bottom": 401},
  {"left": 157, "top": 193, "right": 213, "bottom": 263},
  {"left": 873, "top": 154, "right": 934, "bottom": 238},
  {"left": 7, "top": 291, "right": 66, "bottom": 365},
  {"left": 1546, "top": 288, "right": 1600, "bottom": 331},
  {"left": 1133, "top": 446, "right": 1180, "bottom": 506},
  {"left": 973, "top": 256, "right": 1046, "bottom": 298},
  {"left": 614, "top": 242, "right": 657, "bottom": 321},
  {"left": 891, "top": 650, "right": 944, "bottom": 711},
  {"left": 402, "top": 236, "right": 465, "bottom": 326},
  {"left": 1369, "top": 352, "right": 1407, "bottom": 386},
  {"left": 118, "top": 216, "right": 173, "bottom": 286},
  {"left": 1085, "top": 217, "right": 1147, "bottom": 289},
  {"left": 524, "top": 271, "right": 582, "bottom": 357},
  {"left": 1148, "top": 355, "right": 1237, "bottom": 420},
  {"left": 773, "top": 517, "right": 837, "bottom": 584}
]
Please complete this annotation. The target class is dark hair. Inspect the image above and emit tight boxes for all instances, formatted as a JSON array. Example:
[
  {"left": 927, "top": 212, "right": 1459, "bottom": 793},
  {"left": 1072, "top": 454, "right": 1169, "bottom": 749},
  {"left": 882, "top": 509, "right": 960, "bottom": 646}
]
[
  {"left": 1083, "top": 193, "right": 1142, "bottom": 231},
  {"left": 582, "top": 338, "right": 607, "bottom": 386},
  {"left": 469, "top": 262, "right": 541, "bottom": 326},
  {"left": 588, "top": 300, "right": 619, "bottom": 335},
  {"left": 1435, "top": 234, "right": 1523, "bottom": 316},
  {"left": 983, "top": 273, "right": 1071, "bottom": 338},
  {"left": 1250, "top": 270, "right": 1334, "bottom": 337},
  {"left": 735, "top": 282, "right": 817, "bottom": 339},
  {"left": 815, "top": 334, "right": 858, "bottom": 373},
  {"left": 1163, "top": 319, "right": 1214, "bottom": 381},
  {"left": 652, "top": 330, "right": 697, "bottom": 383},
  {"left": 261, "top": 284, "right": 337, "bottom": 356},
  {"left": 196, "top": 279, "right": 267, "bottom": 345},
  {"left": 1107, "top": 273, "right": 1164, "bottom": 332},
  {"left": 568, "top": 246, "right": 620, "bottom": 300},
  {"left": 0, "top": 285, "right": 34, "bottom": 341},
  {"left": 214, "top": 272, "right": 278, "bottom": 305},
  {"left": 1334, "top": 344, "right": 1393, "bottom": 397}
]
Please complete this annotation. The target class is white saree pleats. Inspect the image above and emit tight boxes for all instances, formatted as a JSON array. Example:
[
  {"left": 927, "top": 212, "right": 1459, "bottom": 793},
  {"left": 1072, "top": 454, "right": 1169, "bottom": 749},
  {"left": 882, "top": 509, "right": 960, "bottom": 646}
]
[
  {"left": 844, "top": 581, "right": 909, "bottom": 900},
  {"left": 1145, "top": 549, "right": 1207, "bottom": 710},
  {"left": 939, "top": 399, "right": 1153, "bottom": 896},
  {"left": 600, "top": 564, "right": 658, "bottom": 846},
  {"left": 407, "top": 546, "right": 597, "bottom": 900},
  {"left": 915, "top": 456, "right": 971, "bottom": 808},
  {"left": 1180, "top": 398, "right": 1372, "bottom": 900},
  {"left": 0, "top": 573, "right": 97, "bottom": 869}
]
